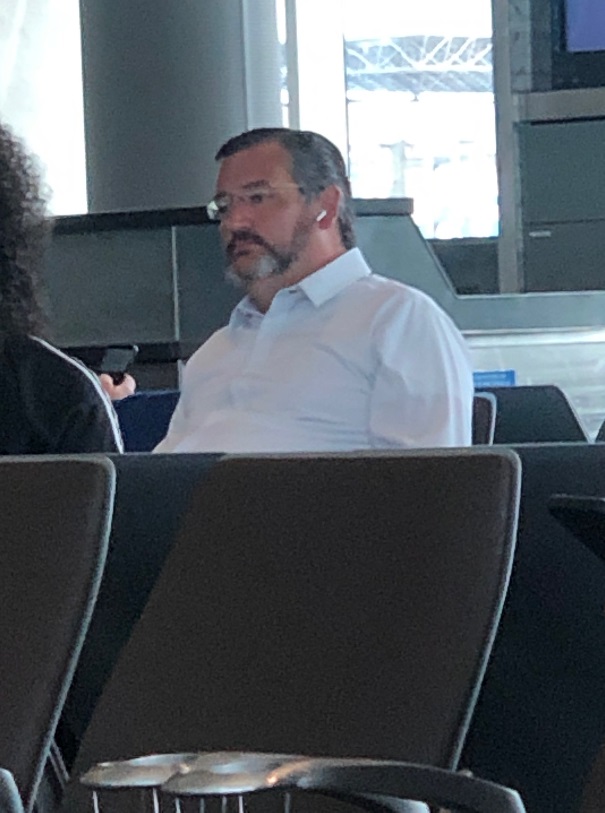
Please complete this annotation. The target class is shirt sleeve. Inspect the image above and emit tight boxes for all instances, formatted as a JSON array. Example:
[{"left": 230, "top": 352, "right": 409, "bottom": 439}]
[{"left": 368, "top": 292, "right": 474, "bottom": 448}]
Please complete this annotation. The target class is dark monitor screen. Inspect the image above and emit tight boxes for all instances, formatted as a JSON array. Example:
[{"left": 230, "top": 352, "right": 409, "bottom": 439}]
[
  {"left": 565, "top": 0, "right": 605, "bottom": 53},
  {"left": 552, "top": 0, "right": 605, "bottom": 88}
]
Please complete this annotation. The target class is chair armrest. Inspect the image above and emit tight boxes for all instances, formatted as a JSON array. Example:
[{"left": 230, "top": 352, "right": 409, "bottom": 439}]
[
  {"left": 155, "top": 752, "right": 526, "bottom": 813},
  {"left": 279, "top": 759, "right": 526, "bottom": 813}
]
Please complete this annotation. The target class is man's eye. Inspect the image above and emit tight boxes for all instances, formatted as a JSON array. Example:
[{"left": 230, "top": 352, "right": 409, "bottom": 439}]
[
  {"left": 248, "top": 192, "right": 268, "bottom": 205},
  {"left": 215, "top": 199, "right": 230, "bottom": 215}
]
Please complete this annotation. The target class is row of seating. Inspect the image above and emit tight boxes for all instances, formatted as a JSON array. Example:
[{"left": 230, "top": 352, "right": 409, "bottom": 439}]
[
  {"left": 71, "top": 444, "right": 605, "bottom": 813},
  {"left": 4, "top": 441, "right": 605, "bottom": 813},
  {"left": 0, "top": 450, "right": 523, "bottom": 813},
  {"left": 114, "top": 384, "right": 590, "bottom": 451}
]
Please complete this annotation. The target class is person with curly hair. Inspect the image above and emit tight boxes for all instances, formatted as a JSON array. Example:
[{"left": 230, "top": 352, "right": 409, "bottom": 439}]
[{"left": 0, "top": 121, "right": 125, "bottom": 454}]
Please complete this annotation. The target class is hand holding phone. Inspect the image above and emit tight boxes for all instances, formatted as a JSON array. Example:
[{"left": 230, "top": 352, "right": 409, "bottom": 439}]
[
  {"left": 98, "top": 372, "right": 137, "bottom": 401},
  {"left": 97, "top": 346, "right": 139, "bottom": 385},
  {"left": 68, "top": 344, "right": 139, "bottom": 384}
]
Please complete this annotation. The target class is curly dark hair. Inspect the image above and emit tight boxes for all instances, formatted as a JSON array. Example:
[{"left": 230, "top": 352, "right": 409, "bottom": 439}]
[
  {"left": 216, "top": 128, "right": 356, "bottom": 250},
  {"left": 0, "top": 122, "right": 50, "bottom": 338}
]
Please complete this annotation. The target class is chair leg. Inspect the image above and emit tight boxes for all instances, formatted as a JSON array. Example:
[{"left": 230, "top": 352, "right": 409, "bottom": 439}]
[{"left": 33, "top": 741, "right": 68, "bottom": 813}]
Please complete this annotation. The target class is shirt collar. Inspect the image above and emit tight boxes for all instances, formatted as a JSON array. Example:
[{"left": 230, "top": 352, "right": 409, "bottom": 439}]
[
  {"left": 229, "top": 248, "right": 371, "bottom": 326},
  {"left": 296, "top": 248, "right": 371, "bottom": 307}
]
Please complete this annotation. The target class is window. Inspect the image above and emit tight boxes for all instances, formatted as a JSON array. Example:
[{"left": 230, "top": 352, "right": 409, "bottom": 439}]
[
  {"left": 0, "top": 0, "right": 86, "bottom": 215},
  {"left": 279, "top": 0, "right": 498, "bottom": 238}
]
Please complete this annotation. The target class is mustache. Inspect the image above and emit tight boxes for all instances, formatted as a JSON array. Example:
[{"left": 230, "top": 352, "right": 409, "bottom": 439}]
[{"left": 226, "top": 231, "right": 275, "bottom": 257}]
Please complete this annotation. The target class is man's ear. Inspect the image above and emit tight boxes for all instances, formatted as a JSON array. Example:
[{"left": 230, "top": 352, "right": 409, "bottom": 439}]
[{"left": 315, "top": 185, "right": 341, "bottom": 229}]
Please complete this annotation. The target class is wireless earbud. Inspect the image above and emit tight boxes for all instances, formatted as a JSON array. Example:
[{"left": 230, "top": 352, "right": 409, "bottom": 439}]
[{"left": 316, "top": 209, "right": 327, "bottom": 222}]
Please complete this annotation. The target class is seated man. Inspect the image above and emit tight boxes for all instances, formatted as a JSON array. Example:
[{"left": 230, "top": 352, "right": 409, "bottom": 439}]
[
  {"left": 156, "top": 127, "right": 473, "bottom": 453},
  {"left": 0, "top": 121, "right": 123, "bottom": 454}
]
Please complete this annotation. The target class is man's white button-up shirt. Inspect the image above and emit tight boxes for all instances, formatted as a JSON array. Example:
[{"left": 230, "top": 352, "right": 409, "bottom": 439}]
[{"left": 155, "top": 248, "right": 473, "bottom": 453}]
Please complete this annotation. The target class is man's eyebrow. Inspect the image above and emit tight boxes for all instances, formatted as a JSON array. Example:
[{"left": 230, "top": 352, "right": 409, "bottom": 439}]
[
  {"left": 242, "top": 180, "right": 271, "bottom": 190},
  {"left": 214, "top": 180, "right": 271, "bottom": 198}
]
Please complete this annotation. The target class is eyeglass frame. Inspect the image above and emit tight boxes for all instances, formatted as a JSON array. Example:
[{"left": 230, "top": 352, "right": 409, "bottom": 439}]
[{"left": 206, "top": 182, "right": 306, "bottom": 222}]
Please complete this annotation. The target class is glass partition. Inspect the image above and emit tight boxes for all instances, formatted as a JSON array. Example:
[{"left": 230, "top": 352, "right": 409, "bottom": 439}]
[
  {"left": 280, "top": 0, "right": 497, "bottom": 239},
  {"left": 0, "top": 0, "right": 86, "bottom": 214}
]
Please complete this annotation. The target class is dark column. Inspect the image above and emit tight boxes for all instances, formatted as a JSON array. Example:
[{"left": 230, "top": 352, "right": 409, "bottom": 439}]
[{"left": 79, "top": 0, "right": 282, "bottom": 212}]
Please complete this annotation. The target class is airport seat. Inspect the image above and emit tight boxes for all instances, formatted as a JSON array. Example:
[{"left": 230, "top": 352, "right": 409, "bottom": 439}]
[
  {"left": 0, "top": 457, "right": 114, "bottom": 813},
  {"left": 113, "top": 390, "right": 180, "bottom": 451},
  {"left": 113, "top": 385, "right": 585, "bottom": 451},
  {"left": 481, "top": 384, "right": 588, "bottom": 443},
  {"left": 473, "top": 392, "right": 497, "bottom": 444},
  {"left": 463, "top": 442, "right": 605, "bottom": 813},
  {"left": 62, "top": 449, "right": 520, "bottom": 813}
]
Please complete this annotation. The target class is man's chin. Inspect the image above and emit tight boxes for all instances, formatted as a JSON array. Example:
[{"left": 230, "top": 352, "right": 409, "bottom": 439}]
[{"left": 225, "top": 257, "right": 279, "bottom": 288}]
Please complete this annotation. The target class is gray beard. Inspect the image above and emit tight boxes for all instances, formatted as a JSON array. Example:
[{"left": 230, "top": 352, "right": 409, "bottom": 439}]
[
  {"left": 224, "top": 215, "right": 314, "bottom": 291},
  {"left": 224, "top": 253, "right": 284, "bottom": 290}
]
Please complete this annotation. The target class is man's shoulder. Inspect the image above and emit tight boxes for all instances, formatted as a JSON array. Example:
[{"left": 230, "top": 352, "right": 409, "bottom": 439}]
[
  {"left": 347, "top": 274, "right": 466, "bottom": 348},
  {"left": 350, "top": 272, "right": 445, "bottom": 314},
  {"left": 3, "top": 334, "right": 69, "bottom": 375},
  {"left": 16, "top": 335, "right": 86, "bottom": 373},
  {"left": 2, "top": 335, "right": 122, "bottom": 454}
]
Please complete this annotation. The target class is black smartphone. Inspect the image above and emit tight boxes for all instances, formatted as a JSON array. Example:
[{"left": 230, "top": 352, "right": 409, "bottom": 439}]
[
  {"left": 69, "top": 345, "right": 139, "bottom": 385},
  {"left": 548, "top": 494, "right": 605, "bottom": 562},
  {"left": 97, "top": 346, "right": 139, "bottom": 384}
]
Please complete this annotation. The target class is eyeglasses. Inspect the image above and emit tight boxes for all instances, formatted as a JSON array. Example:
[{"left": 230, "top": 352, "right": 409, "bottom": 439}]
[{"left": 206, "top": 183, "right": 303, "bottom": 221}]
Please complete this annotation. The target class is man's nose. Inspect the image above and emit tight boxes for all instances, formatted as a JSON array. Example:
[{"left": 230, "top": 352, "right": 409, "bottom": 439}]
[{"left": 221, "top": 196, "right": 254, "bottom": 229}]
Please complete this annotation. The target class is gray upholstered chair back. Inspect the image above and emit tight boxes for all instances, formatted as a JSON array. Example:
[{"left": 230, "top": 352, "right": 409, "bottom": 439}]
[
  {"left": 472, "top": 392, "right": 497, "bottom": 444},
  {"left": 483, "top": 385, "right": 587, "bottom": 443},
  {"left": 0, "top": 457, "right": 114, "bottom": 813},
  {"left": 64, "top": 450, "right": 520, "bottom": 813}
]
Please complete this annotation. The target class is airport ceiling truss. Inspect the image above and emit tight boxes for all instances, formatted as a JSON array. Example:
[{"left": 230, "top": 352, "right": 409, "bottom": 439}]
[{"left": 344, "top": 35, "right": 494, "bottom": 94}]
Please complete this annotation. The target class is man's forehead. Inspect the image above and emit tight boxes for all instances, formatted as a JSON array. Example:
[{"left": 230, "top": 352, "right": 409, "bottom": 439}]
[{"left": 215, "top": 141, "right": 293, "bottom": 190}]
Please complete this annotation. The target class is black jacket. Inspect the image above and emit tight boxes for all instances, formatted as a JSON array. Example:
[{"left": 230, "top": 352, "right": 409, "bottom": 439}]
[{"left": 0, "top": 335, "right": 123, "bottom": 455}]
